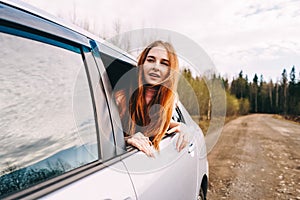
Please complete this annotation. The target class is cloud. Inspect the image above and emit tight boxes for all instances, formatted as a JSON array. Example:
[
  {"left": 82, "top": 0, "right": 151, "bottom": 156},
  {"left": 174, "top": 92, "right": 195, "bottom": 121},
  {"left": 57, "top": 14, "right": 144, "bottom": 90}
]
[{"left": 211, "top": 41, "right": 300, "bottom": 81}]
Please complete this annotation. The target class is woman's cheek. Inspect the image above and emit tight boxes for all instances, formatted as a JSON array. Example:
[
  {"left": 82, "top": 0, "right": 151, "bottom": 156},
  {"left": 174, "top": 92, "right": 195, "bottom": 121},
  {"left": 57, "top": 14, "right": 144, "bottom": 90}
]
[{"left": 162, "top": 68, "right": 170, "bottom": 79}]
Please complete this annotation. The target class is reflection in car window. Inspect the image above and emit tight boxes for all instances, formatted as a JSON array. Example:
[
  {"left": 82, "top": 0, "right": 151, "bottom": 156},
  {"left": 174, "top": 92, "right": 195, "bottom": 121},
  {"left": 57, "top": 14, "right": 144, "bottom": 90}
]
[{"left": 0, "top": 32, "right": 98, "bottom": 197}]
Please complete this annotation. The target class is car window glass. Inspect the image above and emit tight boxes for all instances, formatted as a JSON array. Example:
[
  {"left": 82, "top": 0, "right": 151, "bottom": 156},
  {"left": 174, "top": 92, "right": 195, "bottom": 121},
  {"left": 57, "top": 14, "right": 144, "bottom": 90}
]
[{"left": 0, "top": 32, "right": 98, "bottom": 197}]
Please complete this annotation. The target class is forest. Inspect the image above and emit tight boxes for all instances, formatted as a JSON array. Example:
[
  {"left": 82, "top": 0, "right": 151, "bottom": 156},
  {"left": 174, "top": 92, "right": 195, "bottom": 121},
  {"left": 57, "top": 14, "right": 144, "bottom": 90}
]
[{"left": 177, "top": 66, "right": 300, "bottom": 130}]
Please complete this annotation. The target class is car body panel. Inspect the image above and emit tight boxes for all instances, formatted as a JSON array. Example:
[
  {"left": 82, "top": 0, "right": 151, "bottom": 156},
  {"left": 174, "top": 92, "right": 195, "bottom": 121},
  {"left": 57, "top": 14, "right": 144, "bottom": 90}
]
[
  {"left": 179, "top": 102, "right": 209, "bottom": 193},
  {"left": 121, "top": 134, "right": 198, "bottom": 200},
  {"left": 40, "top": 161, "right": 136, "bottom": 200}
]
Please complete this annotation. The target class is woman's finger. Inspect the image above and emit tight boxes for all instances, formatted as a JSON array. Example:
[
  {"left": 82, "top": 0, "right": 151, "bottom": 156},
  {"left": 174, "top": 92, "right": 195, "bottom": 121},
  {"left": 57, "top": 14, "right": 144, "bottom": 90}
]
[
  {"left": 142, "top": 139, "right": 150, "bottom": 150},
  {"left": 167, "top": 126, "right": 180, "bottom": 134},
  {"left": 166, "top": 127, "right": 175, "bottom": 134},
  {"left": 169, "top": 120, "right": 180, "bottom": 128},
  {"left": 142, "top": 135, "right": 153, "bottom": 146},
  {"left": 143, "top": 144, "right": 154, "bottom": 157},
  {"left": 134, "top": 140, "right": 148, "bottom": 154},
  {"left": 127, "top": 133, "right": 154, "bottom": 157},
  {"left": 179, "top": 135, "right": 188, "bottom": 151},
  {"left": 176, "top": 133, "right": 184, "bottom": 151},
  {"left": 134, "top": 138, "right": 154, "bottom": 157},
  {"left": 176, "top": 133, "right": 188, "bottom": 152},
  {"left": 143, "top": 141, "right": 154, "bottom": 157}
]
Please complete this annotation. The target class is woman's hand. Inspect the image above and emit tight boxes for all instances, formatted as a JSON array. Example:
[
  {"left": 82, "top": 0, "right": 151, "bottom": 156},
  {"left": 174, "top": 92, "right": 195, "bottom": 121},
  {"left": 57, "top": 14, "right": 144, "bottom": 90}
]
[
  {"left": 127, "top": 132, "right": 154, "bottom": 157},
  {"left": 167, "top": 119, "right": 189, "bottom": 152}
]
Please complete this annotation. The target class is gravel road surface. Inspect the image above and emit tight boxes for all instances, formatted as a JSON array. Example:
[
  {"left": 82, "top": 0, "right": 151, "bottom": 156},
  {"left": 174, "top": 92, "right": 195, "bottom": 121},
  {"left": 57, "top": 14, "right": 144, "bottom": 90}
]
[{"left": 207, "top": 114, "right": 300, "bottom": 200}]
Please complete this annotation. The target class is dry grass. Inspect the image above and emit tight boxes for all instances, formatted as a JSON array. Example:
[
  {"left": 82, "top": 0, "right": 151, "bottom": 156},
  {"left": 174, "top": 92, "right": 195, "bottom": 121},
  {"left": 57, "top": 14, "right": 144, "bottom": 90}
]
[
  {"left": 224, "top": 115, "right": 238, "bottom": 124},
  {"left": 272, "top": 114, "right": 285, "bottom": 120},
  {"left": 273, "top": 114, "right": 300, "bottom": 124},
  {"left": 199, "top": 120, "right": 210, "bottom": 135},
  {"left": 197, "top": 115, "right": 238, "bottom": 136}
]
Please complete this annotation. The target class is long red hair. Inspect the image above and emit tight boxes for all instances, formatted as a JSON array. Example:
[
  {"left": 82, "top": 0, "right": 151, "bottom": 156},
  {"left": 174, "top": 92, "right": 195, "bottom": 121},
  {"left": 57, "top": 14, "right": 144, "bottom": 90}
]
[{"left": 127, "top": 41, "right": 179, "bottom": 150}]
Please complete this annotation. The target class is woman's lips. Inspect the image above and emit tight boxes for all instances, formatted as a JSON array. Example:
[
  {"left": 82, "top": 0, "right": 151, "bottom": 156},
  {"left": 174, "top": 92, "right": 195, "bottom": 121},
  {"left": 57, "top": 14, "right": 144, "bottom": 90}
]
[{"left": 149, "top": 73, "right": 160, "bottom": 78}]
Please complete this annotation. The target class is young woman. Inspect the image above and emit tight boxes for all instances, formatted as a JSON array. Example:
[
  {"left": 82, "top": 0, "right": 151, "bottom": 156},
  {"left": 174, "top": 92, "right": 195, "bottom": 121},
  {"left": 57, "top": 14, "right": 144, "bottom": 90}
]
[{"left": 115, "top": 40, "right": 188, "bottom": 157}]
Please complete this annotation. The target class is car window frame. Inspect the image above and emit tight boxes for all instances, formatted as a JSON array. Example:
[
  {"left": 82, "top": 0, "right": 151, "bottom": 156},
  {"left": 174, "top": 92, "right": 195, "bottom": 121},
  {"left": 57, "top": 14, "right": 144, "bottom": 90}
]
[
  {"left": 84, "top": 43, "right": 121, "bottom": 160},
  {"left": 92, "top": 42, "right": 136, "bottom": 156}
]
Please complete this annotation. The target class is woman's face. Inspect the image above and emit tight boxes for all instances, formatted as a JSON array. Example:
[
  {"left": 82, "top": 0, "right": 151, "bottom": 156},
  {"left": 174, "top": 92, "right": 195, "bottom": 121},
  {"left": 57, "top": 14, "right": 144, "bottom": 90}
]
[{"left": 143, "top": 46, "right": 170, "bottom": 85}]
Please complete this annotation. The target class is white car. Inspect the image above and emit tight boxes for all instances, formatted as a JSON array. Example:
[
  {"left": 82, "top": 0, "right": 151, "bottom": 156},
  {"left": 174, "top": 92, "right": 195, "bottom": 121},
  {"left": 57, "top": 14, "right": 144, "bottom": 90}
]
[{"left": 0, "top": 0, "right": 208, "bottom": 199}]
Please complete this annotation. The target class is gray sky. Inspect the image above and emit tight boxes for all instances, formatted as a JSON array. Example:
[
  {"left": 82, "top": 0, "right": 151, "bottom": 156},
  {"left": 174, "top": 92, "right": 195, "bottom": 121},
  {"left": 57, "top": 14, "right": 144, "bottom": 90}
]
[{"left": 24, "top": 0, "right": 300, "bottom": 82}]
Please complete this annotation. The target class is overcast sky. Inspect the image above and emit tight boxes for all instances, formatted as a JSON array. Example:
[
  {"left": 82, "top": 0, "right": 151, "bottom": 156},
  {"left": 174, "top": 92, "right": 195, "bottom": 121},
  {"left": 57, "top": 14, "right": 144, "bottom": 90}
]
[{"left": 24, "top": 0, "right": 300, "bottom": 82}]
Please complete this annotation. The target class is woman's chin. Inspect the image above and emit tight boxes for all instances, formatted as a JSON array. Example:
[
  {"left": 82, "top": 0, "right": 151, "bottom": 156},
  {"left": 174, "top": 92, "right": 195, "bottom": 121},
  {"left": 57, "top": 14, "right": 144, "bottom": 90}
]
[
  {"left": 149, "top": 83, "right": 163, "bottom": 87},
  {"left": 145, "top": 80, "right": 160, "bottom": 86}
]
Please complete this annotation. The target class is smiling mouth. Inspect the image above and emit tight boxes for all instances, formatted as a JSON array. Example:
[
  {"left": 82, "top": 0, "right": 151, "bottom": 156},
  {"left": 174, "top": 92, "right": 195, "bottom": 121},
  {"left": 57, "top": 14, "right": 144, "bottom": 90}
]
[{"left": 149, "top": 73, "right": 160, "bottom": 78}]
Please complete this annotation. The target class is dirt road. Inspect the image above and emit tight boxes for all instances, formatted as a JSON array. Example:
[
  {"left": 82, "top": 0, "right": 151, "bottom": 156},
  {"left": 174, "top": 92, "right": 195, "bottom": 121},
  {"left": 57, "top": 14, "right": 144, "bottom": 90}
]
[{"left": 207, "top": 114, "right": 300, "bottom": 200}]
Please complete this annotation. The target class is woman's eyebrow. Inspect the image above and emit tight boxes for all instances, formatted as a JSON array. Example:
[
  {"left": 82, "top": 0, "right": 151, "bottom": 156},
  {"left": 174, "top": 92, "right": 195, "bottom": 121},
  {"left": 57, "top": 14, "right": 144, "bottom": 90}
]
[
  {"left": 146, "top": 55, "right": 169, "bottom": 63},
  {"left": 147, "top": 55, "right": 155, "bottom": 59}
]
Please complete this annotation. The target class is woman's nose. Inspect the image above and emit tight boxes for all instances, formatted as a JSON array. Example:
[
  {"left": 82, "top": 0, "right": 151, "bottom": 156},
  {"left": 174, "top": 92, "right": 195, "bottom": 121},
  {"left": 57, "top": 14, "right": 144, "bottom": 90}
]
[
  {"left": 152, "top": 62, "right": 160, "bottom": 71},
  {"left": 153, "top": 66, "right": 159, "bottom": 71}
]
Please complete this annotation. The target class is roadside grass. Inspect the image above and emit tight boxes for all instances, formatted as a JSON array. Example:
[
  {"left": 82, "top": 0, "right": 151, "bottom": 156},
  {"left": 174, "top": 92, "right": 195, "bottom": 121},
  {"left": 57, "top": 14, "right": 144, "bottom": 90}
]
[
  {"left": 199, "top": 120, "right": 210, "bottom": 136},
  {"left": 192, "top": 115, "right": 238, "bottom": 136},
  {"left": 273, "top": 114, "right": 300, "bottom": 124},
  {"left": 224, "top": 115, "right": 238, "bottom": 124}
]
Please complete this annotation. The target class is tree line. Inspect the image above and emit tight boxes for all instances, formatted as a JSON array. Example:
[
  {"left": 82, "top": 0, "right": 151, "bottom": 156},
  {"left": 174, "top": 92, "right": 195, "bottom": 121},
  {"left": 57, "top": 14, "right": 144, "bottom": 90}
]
[{"left": 178, "top": 66, "right": 300, "bottom": 121}]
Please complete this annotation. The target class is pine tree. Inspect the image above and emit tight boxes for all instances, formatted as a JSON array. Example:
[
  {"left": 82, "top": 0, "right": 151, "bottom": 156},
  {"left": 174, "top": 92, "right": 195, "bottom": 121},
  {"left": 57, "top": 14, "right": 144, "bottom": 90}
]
[
  {"left": 289, "top": 66, "right": 297, "bottom": 114},
  {"left": 253, "top": 74, "right": 258, "bottom": 113},
  {"left": 281, "top": 69, "right": 288, "bottom": 115}
]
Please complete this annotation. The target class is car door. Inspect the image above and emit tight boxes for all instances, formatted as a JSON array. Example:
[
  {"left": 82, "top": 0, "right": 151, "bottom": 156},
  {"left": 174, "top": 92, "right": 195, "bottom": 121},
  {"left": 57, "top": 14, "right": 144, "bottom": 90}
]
[
  {"left": 120, "top": 104, "right": 199, "bottom": 200},
  {"left": 0, "top": 2, "right": 136, "bottom": 199}
]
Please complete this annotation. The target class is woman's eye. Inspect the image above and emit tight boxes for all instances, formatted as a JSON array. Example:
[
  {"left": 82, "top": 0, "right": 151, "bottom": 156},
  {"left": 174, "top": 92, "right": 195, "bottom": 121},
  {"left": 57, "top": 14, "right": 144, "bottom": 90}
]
[
  {"left": 162, "top": 62, "right": 169, "bottom": 66},
  {"left": 147, "top": 58, "right": 155, "bottom": 63}
]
